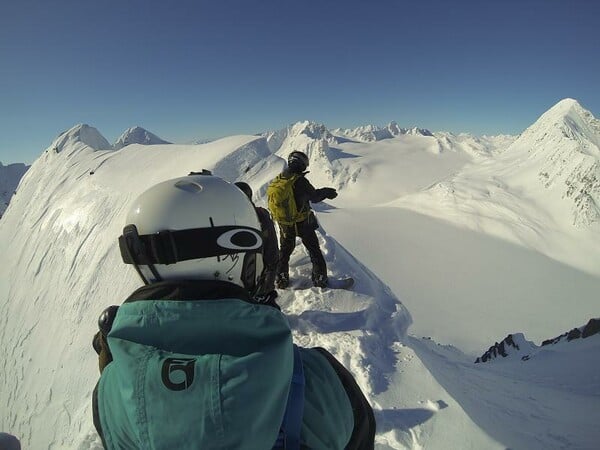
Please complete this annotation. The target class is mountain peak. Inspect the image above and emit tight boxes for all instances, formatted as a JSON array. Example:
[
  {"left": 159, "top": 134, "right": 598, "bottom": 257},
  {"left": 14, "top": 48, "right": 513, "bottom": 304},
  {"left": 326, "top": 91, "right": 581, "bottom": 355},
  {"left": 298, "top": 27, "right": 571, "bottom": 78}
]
[
  {"left": 517, "top": 98, "right": 600, "bottom": 154},
  {"left": 49, "top": 124, "right": 111, "bottom": 153},
  {"left": 535, "top": 98, "right": 594, "bottom": 127},
  {"left": 286, "top": 121, "right": 331, "bottom": 140},
  {"left": 114, "top": 126, "right": 170, "bottom": 150},
  {"left": 505, "top": 99, "right": 600, "bottom": 226},
  {"left": 546, "top": 97, "right": 581, "bottom": 114}
]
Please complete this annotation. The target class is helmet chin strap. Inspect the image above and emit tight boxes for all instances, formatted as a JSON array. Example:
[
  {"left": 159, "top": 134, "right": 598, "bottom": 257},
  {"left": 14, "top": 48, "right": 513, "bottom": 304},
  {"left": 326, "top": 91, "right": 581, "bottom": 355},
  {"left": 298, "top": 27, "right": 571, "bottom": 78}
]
[
  {"left": 138, "top": 264, "right": 162, "bottom": 285},
  {"left": 241, "top": 252, "right": 257, "bottom": 292},
  {"left": 119, "top": 224, "right": 163, "bottom": 285}
]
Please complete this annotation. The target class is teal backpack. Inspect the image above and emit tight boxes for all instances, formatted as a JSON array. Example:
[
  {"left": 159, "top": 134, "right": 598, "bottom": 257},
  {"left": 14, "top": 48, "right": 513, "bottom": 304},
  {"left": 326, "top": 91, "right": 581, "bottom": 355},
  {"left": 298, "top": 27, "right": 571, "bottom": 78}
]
[{"left": 95, "top": 297, "right": 309, "bottom": 450}]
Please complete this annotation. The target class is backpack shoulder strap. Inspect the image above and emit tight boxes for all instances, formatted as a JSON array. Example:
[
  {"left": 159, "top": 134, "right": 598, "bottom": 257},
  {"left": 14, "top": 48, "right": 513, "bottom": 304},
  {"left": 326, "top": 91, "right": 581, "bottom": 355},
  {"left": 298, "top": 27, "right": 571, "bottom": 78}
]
[{"left": 273, "top": 345, "right": 305, "bottom": 449}]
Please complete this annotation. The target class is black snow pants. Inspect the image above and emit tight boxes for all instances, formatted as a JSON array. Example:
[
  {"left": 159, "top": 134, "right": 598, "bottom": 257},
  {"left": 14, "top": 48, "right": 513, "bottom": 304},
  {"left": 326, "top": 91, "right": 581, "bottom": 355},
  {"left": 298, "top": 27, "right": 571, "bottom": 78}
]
[{"left": 277, "top": 217, "right": 327, "bottom": 281}]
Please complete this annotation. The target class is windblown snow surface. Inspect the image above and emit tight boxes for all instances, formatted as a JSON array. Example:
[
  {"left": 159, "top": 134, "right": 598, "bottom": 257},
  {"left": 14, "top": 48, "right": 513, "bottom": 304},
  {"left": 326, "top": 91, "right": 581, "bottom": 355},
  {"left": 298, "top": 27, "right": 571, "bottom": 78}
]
[{"left": 1, "top": 99, "right": 599, "bottom": 449}]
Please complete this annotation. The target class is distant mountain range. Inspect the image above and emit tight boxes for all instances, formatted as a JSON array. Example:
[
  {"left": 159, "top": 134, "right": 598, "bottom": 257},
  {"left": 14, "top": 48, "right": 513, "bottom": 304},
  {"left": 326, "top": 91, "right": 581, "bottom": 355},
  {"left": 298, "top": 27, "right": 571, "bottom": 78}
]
[{"left": 2, "top": 99, "right": 599, "bottom": 230}]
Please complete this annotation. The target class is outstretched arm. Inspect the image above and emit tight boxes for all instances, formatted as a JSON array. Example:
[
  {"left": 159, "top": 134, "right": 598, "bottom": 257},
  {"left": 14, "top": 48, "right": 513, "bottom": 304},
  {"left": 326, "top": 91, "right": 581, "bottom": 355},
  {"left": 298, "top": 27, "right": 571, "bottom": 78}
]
[{"left": 296, "top": 177, "right": 338, "bottom": 203}]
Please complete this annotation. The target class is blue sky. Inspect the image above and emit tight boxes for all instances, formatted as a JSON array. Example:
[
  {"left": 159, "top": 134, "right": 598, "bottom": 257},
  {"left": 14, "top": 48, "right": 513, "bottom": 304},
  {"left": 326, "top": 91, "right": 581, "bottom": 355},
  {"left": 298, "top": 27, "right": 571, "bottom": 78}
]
[{"left": 1, "top": 0, "right": 599, "bottom": 164}]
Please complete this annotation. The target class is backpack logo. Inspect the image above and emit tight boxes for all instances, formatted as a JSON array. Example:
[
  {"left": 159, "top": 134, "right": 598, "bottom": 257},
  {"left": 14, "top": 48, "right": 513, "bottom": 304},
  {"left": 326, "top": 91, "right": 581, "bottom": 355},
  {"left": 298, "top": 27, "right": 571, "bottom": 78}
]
[{"left": 161, "top": 358, "right": 196, "bottom": 391}]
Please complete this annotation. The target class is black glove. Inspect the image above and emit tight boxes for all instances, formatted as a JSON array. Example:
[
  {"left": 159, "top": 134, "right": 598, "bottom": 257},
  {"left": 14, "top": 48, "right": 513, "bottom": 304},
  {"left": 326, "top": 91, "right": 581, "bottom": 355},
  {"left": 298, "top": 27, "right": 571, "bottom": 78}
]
[
  {"left": 98, "top": 305, "right": 119, "bottom": 335},
  {"left": 322, "top": 187, "right": 338, "bottom": 199},
  {"left": 93, "top": 331, "right": 112, "bottom": 373},
  {"left": 94, "top": 305, "right": 119, "bottom": 373}
]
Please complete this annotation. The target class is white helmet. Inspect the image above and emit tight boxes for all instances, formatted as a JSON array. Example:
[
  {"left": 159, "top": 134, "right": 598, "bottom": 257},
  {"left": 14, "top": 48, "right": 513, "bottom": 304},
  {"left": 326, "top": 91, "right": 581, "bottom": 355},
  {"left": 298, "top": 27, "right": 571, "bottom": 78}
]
[{"left": 118, "top": 174, "right": 263, "bottom": 290}]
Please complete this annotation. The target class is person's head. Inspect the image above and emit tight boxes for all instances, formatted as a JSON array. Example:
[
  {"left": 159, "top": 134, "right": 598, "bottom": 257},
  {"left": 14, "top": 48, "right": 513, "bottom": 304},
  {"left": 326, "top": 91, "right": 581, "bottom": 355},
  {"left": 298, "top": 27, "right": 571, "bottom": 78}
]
[
  {"left": 118, "top": 174, "right": 263, "bottom": 291},
  {"left": 287, "top": 151, "right": 309, "bottom": 173},
  {"left": 234, "top": 181, "right": 253, "bottom": 201}
]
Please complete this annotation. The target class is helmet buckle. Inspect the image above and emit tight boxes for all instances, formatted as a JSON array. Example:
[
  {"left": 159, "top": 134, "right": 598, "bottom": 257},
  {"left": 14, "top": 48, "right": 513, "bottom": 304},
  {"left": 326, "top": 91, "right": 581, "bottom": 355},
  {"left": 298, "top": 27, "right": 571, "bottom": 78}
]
[{"left": 150, "top": 230, "right": 179, "bottom": 265}]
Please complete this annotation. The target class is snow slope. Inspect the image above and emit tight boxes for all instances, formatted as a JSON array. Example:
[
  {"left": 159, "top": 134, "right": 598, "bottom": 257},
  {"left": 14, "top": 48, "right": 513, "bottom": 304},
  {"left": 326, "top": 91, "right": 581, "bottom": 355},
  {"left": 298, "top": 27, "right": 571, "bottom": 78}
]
[
  {"left": 0, "top": 161, "right": 29, "bottom": 218},
  {"left": 0, "top": 129, "right": 276, "bottom": 449},
  {"left": 1, "top": 100, "right": 599, "bottom": 449}
]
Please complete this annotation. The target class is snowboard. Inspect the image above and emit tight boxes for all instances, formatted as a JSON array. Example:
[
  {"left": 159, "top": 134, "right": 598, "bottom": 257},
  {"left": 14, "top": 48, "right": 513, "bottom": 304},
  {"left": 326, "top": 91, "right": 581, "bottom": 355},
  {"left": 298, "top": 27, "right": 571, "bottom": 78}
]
[{"left": 289, "top": 277, "right": 354, "bottom": 291}]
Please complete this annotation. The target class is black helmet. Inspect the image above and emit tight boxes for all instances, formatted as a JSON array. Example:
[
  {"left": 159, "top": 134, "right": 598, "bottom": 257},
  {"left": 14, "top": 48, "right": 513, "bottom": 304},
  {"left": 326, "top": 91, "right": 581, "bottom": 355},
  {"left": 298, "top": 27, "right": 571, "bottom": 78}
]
[{"left": 288, "top": 151, "right": 309, "bottom": 172}]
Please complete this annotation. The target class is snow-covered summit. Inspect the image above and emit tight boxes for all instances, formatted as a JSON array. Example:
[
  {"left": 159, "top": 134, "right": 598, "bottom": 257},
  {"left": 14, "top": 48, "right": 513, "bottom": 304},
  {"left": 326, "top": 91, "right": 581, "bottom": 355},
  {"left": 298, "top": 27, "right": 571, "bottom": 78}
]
[
  {"left": 505, "top": 98, "right": 600, "bottom": 226},
  {"left": 263, "top": 120, "right": 338, "bottom": 153},
  {"left": 113, "top": 126, "right": 171, "bottom": 150},
  {"left": 511, "top": 98, "right": 600, "bottom": 157},
  {"left": 48, "top": 124, "right": 111, "bottom": 154},
  {"left": 288, "top": 120, "right": 333, "bottom": 141}
]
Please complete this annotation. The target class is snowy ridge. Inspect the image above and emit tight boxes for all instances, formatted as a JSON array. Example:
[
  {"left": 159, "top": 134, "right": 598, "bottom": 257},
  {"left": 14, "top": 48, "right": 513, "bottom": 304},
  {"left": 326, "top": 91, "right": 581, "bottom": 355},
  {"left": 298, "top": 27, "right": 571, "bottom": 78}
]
[
  {"left": 113, "top": 126, "right": 171, "bottom": 150},
  {"left": 211, "top": 136, "right": 274, "bottom": 182},
  {"left": 541, "top": 317, "right": 600, "bottom": 346},
  {"left": 0, "top": 162, "right": 29, "bottom": 218},
  {"left": 0, "top": 130, "right": 413, "bottom": 449},
  {"left": 473, "top": 320, "right": 600, "bottom": 364},
  {"left": 0, "top": 134, "right": 279, "bottom": 449},
  {"left": 332, "top": 122, "right": 433, "bottom": 142},
  {"left": 475, "top": 333, "right": 537, "bottom": 363},
  {"left": 47, "top": 124, "right": 111, "bottom": 156}
]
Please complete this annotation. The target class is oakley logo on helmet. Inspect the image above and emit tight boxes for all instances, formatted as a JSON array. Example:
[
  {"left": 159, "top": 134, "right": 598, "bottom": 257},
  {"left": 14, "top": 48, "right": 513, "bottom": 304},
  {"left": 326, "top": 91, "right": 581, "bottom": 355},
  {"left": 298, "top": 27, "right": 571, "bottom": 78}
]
[{"left": 216, "top": 228, "right": 262, "bottom": 251}]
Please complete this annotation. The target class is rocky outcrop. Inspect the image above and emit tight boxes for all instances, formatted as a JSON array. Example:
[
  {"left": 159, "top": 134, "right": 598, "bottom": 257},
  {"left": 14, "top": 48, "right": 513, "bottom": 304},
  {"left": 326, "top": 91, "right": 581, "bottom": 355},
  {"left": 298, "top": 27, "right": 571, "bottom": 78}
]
[{"left": 476, "top": 318, "right": 600, "bottom": 363}]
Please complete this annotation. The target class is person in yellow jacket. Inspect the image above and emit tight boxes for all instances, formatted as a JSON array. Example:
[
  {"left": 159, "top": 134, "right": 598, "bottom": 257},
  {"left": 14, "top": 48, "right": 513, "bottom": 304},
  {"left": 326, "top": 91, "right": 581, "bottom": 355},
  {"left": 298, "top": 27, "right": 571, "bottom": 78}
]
[{"left": 267, "top": 151, "right": 338, "bottom": 288}]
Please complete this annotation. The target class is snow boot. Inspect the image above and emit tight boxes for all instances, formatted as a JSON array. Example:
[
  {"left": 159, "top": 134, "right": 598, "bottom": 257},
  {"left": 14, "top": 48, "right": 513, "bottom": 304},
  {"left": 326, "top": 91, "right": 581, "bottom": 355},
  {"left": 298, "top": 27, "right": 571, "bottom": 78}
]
[
  {"left": 312, "top": 274, "right": 328, "bottom": 288},
  {"left": 276, "top": 273, "right": 290, "bottom": 289}
]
